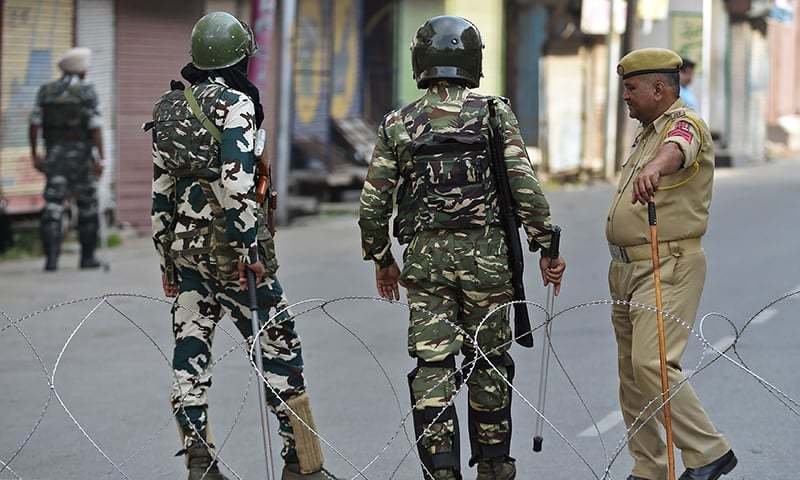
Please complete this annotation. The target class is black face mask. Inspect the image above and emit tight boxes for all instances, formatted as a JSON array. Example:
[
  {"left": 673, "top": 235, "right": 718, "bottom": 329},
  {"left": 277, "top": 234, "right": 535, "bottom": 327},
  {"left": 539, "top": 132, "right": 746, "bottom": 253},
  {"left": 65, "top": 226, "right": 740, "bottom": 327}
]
[{"left": 180, "top": 58, "right": 264, "bottom": 128}]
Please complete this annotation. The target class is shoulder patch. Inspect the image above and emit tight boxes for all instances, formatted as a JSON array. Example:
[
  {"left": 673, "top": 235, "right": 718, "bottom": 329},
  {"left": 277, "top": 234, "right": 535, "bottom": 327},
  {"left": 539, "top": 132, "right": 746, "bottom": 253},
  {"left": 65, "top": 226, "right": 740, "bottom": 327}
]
[
  {"left": 667, "top": 120, "right": 694, "bottom": 143},
  {"left": 667, "top": 110, "right": 687, "bottom": 120}
]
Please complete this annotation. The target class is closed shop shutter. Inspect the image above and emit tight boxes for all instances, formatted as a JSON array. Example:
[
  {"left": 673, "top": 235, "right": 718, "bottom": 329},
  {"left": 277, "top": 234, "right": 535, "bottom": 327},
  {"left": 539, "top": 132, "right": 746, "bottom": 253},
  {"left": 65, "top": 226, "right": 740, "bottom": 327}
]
[
  {"left": 0, "top": 0, "right": 74, "bottom": 214},
  {"left": 76, "top": 0, "right": 115, "bottom": 212},
  {"left": 115, "top": 0, "right": 204, "bottom": 230},
  {"left": 330, "top": 0, "right": 362, "bottom": 120},
  {"left": 293, "top": 0, "right": 332, "bottom": 140}
]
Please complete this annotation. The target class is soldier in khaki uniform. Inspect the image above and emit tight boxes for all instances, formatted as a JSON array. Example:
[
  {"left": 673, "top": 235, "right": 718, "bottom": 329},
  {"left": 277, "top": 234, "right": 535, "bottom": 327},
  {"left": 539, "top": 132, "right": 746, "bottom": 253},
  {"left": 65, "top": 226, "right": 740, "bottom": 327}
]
[{"left": 607, "top": 49, "right": 737, "bottom": 480}]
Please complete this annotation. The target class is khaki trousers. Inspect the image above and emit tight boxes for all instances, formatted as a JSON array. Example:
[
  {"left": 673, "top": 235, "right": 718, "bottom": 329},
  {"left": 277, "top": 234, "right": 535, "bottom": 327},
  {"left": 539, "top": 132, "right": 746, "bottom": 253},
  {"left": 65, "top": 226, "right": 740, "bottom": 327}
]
[{"left": 609, "top": 246, "right": 730, "bottom": 479}]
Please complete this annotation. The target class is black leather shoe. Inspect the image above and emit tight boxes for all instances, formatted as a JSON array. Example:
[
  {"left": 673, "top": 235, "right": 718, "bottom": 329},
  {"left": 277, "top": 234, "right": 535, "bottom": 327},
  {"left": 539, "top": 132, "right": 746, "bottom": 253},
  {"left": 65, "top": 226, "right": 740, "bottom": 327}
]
[
  {"left": 627, "top": 476, "right": 650, "bottom": 480},
  {"left": 679, "top": 450, "right": 737, "bottom": 480}
]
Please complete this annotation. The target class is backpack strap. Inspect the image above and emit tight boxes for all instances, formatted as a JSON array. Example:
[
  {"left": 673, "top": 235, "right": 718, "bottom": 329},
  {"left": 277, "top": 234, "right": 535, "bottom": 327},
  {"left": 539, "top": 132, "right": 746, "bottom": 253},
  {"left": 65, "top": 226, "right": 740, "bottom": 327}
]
[
  {"left": 184, "top": 87, "right": 222, "bottom": 143},
  {"left": 460, "top": 94, "right": 490, "bottom": 135}
]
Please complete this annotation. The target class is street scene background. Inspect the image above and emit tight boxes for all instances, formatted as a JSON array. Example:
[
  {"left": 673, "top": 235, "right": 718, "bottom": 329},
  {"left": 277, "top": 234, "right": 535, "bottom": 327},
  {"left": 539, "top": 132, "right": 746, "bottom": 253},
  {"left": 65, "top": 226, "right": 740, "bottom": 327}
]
[{"left": 2, "top": 0, "right": 800, "bottom": 479}]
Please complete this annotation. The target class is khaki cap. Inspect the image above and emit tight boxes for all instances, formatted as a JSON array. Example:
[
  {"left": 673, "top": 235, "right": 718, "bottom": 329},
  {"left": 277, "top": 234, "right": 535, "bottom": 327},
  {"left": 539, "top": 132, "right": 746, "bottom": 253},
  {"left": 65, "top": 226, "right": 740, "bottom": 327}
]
[{"left": 617, "top": 48, "right": 682, "bottom": 79}]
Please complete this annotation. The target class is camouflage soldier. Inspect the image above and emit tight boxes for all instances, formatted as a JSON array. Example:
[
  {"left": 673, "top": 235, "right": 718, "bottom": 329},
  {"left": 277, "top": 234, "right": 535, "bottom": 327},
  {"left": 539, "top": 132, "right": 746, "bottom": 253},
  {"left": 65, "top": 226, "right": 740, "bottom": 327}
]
[
  {"left": 149, "top": 12, "right": 338, "bottom": 480},
  {"left": 359, "top": 16, "right": 566, "bottom": 480},
  {"left": 29, "top": 47, "right": 104, "bottom": 271},
  {"left": 610, "top": 49, "right": 736, "bottom": 480}
]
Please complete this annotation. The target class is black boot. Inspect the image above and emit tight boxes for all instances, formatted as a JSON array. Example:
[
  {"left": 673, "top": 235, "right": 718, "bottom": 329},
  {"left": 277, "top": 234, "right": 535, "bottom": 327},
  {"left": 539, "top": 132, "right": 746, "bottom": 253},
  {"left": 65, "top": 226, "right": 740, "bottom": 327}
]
[
  {"left": 281, "top": 462, "right": 342, "bottom": 479},
  {"left": 41, "top": 224, "right": 61, "bottom": 272},
  {"left": 186, "top": 443, "right": 229, "bottom": 480},
  {"left": 79, "top": 238, "right": 101, "bottom": 269}
]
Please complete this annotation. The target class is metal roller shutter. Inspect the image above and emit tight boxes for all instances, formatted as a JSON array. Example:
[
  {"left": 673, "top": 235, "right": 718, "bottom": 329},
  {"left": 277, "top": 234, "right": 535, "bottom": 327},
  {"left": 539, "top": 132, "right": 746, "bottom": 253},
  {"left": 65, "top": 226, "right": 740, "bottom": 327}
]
[
  {"left": 330, "top": 0, "right": 362, "bottom": 120},
  {"left": 115, "top": 0, "right": 204, "bottom": 229},
  {"left": 293, "top": 0, "right": 332, "bottom": 140},
  {"left": 0, "top": 0, "right": 75, "bottom": 215},
  {"left": 76, "top": 0, "right": 115, "bottom": 213}
]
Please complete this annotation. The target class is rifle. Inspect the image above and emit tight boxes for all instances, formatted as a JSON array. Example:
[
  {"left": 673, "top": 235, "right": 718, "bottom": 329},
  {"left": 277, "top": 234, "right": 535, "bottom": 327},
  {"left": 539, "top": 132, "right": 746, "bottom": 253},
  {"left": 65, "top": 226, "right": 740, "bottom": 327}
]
[
  {"left": 486, "top": 98, "right": 533, "bottom": 348},
  {"left": 254, "top": 129, "right": 277, "bottom": 235}
]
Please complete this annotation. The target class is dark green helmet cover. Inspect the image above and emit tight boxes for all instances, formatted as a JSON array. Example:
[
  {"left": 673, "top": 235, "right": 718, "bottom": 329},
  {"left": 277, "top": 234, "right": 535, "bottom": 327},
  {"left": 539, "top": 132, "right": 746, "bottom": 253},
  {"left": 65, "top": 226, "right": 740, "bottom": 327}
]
[
  {"left": 411, "top": 15, "right": 484, "bottom": 89},
  {"left": 191, "top": 11, "right": 257, "bottom": 70}
]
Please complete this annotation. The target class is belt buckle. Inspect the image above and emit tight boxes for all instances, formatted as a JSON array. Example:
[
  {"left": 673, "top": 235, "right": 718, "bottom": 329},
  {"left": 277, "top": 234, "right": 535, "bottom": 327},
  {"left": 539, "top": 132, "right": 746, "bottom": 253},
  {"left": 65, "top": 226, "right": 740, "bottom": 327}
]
[{"left": 609, "top": 244, "right": 630, "bottom": 263}]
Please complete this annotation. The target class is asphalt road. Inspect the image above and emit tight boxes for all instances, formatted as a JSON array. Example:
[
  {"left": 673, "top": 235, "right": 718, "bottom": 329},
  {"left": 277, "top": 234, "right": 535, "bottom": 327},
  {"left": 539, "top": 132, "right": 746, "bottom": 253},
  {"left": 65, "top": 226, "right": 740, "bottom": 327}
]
[{"left": 1, "top": 159, "right": 798, "bottom": 479}]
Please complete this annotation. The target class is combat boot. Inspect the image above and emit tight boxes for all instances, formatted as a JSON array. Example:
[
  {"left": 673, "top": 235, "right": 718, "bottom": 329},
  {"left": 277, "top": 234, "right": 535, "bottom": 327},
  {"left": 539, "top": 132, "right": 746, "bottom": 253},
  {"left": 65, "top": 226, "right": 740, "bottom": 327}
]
[
  {"left": 41, "top": 227, "right": 60, "bottom": 272},
  {"left": 281, "top": 463, "right": 341, "bottom": 479},
  {"left": 79, "top": 238, "right": 101, "bottom": 269},
  {"left": 431, "top": 468, "right": 460, "bottom": 480},
  {"left": 475, "top": 456, "right": 516, "bottom": 480},
  {"left": 186, "top": 443, "right": 229, "bottom": 480}
]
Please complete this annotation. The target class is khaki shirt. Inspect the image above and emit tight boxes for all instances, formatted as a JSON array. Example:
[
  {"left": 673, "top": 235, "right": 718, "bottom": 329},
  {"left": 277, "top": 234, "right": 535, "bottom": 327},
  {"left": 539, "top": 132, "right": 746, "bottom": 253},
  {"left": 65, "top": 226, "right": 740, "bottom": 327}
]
[{"left": 606, "top": 99, "right": 714, "bottom": 247}]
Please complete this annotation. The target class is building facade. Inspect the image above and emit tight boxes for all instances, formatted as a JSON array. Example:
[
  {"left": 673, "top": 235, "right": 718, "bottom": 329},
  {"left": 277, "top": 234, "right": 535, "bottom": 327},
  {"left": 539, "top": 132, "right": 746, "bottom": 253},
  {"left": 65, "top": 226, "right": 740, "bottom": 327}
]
[{"left": 1, "top": 0, "right": 797, "bottom": 228}]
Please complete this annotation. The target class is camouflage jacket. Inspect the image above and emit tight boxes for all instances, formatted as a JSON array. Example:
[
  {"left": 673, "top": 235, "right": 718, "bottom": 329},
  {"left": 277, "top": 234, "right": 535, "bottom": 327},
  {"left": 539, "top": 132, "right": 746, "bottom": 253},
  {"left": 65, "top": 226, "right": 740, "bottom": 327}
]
[
  {"left": 359, "top": 83, "right": 554, "bottom": 268},
  {"left": 151, "top": 76, "right": 264, "bottom": 276},
  {"left": 30, "top": 74, "right": 101, "bottom": 148}
]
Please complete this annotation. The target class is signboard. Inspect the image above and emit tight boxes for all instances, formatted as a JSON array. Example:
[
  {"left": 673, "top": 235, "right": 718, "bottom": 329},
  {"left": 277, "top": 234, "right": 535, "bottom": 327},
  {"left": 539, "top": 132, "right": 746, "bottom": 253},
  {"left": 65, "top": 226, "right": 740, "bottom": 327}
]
[{"left": 670, "top": 12, "right": 703, "bottom": 69}]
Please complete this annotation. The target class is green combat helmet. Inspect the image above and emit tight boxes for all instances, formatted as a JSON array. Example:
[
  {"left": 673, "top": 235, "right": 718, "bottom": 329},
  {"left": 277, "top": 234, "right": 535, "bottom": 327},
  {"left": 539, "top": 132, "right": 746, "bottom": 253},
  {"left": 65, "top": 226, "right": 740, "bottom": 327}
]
[
  {"left": 191, "top": 11, "right": 257, "bottom": 70},
  {"left": 411, "top": 15, "right": 484, "bottom": 89}
]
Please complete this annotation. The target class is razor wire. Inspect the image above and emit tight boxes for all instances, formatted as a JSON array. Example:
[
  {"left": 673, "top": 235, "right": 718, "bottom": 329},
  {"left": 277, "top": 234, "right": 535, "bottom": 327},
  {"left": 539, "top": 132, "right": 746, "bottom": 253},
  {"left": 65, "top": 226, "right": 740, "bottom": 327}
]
[{"left": 1, "top": 288, "right": 798, "bottom": 480}]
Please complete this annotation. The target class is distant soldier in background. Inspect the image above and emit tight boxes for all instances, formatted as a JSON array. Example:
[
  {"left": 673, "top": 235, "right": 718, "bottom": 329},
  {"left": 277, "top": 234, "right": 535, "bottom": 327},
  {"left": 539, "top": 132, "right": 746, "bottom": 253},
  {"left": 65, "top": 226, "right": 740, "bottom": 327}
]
[{"left": 29, "top": 47, "right": 104, "bottom": 271}]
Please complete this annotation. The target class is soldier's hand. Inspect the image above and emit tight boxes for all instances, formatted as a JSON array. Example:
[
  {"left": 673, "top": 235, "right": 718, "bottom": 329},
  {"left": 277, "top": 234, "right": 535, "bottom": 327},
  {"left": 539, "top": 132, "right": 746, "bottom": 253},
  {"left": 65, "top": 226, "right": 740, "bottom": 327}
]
[
  {"left": 631, "top": 162, "right": 661, "bottom": 205},
  {"left": 162, "top": 274, "right": 178, "bottom": 298},
  {"left": 539, "top": 255, "right": 566, "bottom": 296},
  {"left": 238, "top": 261, "right": 265, "bottom": 291},
  {"left": 93, "top": 159, "right": 105, "bottom": 177},
  {"left": 376, "top": 262, "right": 401, "bottom": 301},
  {"left": 32, "top": 154, "right": 45, "bottom": 173}
]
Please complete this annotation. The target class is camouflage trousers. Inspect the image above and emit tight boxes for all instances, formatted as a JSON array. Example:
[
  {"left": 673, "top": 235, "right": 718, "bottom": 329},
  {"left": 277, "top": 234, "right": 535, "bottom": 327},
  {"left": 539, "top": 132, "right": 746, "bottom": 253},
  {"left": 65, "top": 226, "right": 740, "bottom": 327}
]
[
  {"left": 402, "top": 227, "right": 514, "bottom": 471},
  {"left": 40, "top": 142, "right": 99, "bottom": 250},
  {"left": 172, "top": 254, "right": 305, "bottom": 461}
]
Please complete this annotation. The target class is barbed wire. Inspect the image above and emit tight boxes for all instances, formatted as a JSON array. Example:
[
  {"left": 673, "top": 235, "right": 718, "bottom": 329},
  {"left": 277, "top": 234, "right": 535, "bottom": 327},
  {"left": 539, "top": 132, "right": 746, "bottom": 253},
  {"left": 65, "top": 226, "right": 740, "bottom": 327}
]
[{"left": 1, "top": 288, "right": 798, "bottom": 479}]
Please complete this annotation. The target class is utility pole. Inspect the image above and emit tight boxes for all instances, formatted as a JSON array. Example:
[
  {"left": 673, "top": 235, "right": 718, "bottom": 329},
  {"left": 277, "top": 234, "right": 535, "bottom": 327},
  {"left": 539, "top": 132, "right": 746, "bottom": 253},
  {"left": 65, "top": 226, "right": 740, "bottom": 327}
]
[
  {"left": 615, "top": 0, "right": 638, "bottom": 170},
  {"left": 276, "top": 0, "right": 297, "bottom": 225},
  {"left": 701, "top": 0, "right": 713, "bottom": 122},
  {"left": 603, "top": 0, "right": 622, "bottom": 180}
]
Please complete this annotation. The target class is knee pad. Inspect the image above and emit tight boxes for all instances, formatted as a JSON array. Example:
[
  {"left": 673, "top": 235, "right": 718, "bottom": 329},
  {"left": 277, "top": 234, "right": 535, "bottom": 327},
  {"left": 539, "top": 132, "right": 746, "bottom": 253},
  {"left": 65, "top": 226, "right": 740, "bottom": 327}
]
[
  {"left": 408, "top": 356, "right": 463, "bottom": 479},
  {"left": 463, "top": 352, "right": 515, "bottom": 466}
]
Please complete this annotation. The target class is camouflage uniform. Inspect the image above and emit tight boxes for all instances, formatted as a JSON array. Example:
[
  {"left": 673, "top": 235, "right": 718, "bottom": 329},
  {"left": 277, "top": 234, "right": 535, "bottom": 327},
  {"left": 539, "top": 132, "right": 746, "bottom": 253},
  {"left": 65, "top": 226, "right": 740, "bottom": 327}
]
[
  {"left": 150, "top": 76, "right": 305, "bottom": 462},
  {"left": 359, "top": 82, "right": 554, "bottom": 478},
  {"left": 30, "top": 74, "right": 101, "bottom": 266}
]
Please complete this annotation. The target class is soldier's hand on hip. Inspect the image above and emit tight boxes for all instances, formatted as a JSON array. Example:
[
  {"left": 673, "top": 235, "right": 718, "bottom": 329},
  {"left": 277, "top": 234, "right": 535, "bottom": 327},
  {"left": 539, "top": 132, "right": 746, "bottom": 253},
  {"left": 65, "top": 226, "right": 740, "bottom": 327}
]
[
  {"left": 93, "top": 159, "right": 105, "bottom": 177},
  {"left": 539, "top": 255, "right": 566, "bottom": 296},
  {"left": 162, "top": 274, "right": 178, "bottom": 298},
  {"left": 238, "top": 261, "right": 265, "bottom": 291},
  {"left": 376, "top": 262, "right": 401, "bottom": 301}
]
